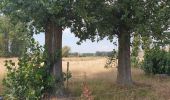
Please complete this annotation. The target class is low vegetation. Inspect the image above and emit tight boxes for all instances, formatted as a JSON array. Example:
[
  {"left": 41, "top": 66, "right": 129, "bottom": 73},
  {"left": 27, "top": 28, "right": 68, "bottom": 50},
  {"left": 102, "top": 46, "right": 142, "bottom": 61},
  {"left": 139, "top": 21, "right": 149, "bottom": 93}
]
[
  {"left": 1, "top": 57, "right": 170, "bottom": 99},
  {"left": 2, "top": 41, "right": 55, "bottom": 99},
  {"left": 0, "top": 74, "right": 4, "bottom": 95},
  {"left": 142, "top": 47, "right": 170, "bottom": 75},
  {"left": 67, "top": 68, "right": 170, "bottom": 100}
]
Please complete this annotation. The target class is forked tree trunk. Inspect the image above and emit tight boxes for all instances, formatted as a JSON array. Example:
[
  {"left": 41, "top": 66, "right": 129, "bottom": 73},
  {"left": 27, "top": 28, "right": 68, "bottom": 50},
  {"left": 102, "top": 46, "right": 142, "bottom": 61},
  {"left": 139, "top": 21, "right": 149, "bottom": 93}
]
[
  {"left": 45, "top": 21, "right": 63, "bottom": 82},
  {"left": 116, "top": 29, "right": 133, "bottom": 86}
]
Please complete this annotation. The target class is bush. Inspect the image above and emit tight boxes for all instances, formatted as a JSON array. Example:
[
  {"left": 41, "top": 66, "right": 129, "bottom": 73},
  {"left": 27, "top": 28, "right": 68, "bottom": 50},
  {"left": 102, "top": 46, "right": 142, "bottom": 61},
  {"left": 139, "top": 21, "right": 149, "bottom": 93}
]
[
  {"left": 3, "top": 40, "right": 55, "bottom": 99},
  {"left": 131, "top": 56, "right": 140, "bottom": 68},
  {"left": 142, "top": 48, "right": 170, "bottom": 75}
]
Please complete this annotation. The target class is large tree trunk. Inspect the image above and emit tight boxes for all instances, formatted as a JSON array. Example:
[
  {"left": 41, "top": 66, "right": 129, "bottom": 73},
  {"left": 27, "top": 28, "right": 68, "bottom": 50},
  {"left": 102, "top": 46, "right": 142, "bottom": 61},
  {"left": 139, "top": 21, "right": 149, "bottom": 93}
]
[
  {"left": 45, "top": 21, "right": 63, "bottom": 83},
  {"left": 116, "top": 29, "right": 133, "bottom": 86}
]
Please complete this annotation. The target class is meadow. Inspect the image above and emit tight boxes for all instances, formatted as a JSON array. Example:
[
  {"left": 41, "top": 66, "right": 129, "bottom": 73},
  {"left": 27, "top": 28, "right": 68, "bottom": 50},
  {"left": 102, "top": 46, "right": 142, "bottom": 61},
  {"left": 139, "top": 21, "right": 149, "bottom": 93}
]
[{"left": 0, "top": 57, "right": 170, "bottom": 100}]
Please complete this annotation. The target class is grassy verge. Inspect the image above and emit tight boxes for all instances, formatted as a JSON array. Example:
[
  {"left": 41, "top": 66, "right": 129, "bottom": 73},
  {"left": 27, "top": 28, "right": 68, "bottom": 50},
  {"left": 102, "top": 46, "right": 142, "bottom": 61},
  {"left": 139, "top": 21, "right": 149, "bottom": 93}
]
[
  {"left": 66, "top": 68, "right": 170, "bottom": 100},
  {"left": 67, "top": 79, "right": 156, "bottom": 100},
  {"left": 0, "top": 74, "right": 4, "bottom": 95}
]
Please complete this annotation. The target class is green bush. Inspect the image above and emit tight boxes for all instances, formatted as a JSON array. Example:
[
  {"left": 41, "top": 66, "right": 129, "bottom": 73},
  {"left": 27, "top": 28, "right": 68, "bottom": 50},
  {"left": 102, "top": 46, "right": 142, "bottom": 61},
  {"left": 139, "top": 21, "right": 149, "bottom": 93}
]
[
  {"left": 3, "top": 40, "right": 55, "bottom": 100},
  {"left": 131, "top": 56, "right": 141, "bottom": 68},
  {"left": 142, "top": 48, "right": 170, "bottom": 75}
]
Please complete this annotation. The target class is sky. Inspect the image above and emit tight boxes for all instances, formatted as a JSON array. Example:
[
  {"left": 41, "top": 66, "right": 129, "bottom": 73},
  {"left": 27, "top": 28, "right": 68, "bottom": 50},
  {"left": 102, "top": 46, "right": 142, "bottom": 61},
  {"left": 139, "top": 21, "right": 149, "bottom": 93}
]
[{"left": 33, "top": 28, "right": 117, "bottom": 53}]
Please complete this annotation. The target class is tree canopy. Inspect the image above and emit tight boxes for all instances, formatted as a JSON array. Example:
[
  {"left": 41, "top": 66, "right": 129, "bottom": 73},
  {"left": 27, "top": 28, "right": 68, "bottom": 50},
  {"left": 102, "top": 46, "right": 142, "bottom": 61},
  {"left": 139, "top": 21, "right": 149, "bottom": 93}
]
[
  {"left": 73, "top": 0, "right": 170, "bottom": 41},
  {"left": 0, "top": 0, "right": 86, "bottom": 33}
]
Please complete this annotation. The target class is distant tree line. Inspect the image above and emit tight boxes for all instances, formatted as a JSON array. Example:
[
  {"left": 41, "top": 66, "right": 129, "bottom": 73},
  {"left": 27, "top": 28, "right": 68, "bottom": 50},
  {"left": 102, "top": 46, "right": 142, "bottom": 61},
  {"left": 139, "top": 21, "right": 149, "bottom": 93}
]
[{"left": 68, "top": 50, "right": 117, "bottom": 57}]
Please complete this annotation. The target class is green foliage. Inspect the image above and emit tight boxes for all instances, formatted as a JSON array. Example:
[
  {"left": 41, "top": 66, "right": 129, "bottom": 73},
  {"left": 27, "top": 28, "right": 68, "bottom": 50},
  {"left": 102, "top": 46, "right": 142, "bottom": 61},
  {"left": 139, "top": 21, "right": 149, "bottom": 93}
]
[
  {"left": 131, "top": 56, "right": 141, "bottom": 68},
  {"left": 3, "top": 39, "right": 55, "bottom": 99},
  {"left": 105, "top": 50, "right": 118, "bottom": 68},
  {"left": 142, "top": 48, "right": 170, "bottom": 75},
  {"left": 96, "top": 51, "right": 116, "bottom": 57},
  {"left": 62, "top": 46, "right": 71, "bottom": 57},
  {"left": 131, "top": 32, "right": 141, "bottom": 68},
  {"left": 0, "top": 16, "right": 30, "bottom": 57},
  {"left": 73, "top": 0, "right": 170, "bottom": 43},
  {"left": 63, "top": 71, "right": 72, "bottom": 82},
  {"left": 0, "top": 0, "right": 83, "bottom": 34},
  {"left": 141, "top": 36, "right": 152, "bottom": 53},
  {"left": 132, "top": 33, "right": 140, "bottom": 56}
]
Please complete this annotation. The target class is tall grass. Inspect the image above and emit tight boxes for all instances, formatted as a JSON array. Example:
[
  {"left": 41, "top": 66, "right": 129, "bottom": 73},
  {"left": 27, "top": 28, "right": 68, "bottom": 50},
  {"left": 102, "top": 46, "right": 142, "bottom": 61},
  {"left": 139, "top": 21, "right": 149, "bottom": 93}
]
[
  {"left": 0, "top": 74, "right": 4, "bottom": 95},
  {"left": 67, "top": 79, "right": 156, "bottom": 100}
]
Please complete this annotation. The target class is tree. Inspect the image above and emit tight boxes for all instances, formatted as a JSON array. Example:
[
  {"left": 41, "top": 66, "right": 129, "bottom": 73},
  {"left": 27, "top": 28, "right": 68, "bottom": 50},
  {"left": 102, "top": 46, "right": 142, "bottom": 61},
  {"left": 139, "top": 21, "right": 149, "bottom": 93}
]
[
  {"left": 0, "top": 0, "right": 89, "bottom": 95},
  {"left": 0, "top": 15, "right": 29, "bottom": 57},
  {"left": 0, "top": 15, "right": 12, "bottom": 56},
  {"left": 62, "top": 46, "right": 71, "bottom": 57},
  {"left": 73, "top": 0, "right": 170, "bottom": 86}
]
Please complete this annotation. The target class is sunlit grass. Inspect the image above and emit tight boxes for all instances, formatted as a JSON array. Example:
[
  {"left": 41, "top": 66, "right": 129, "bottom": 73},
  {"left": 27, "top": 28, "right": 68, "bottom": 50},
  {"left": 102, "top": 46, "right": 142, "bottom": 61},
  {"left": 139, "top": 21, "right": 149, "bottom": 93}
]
[
  {"left": 68, "top": 76, "right": 170, "bottom": 100},
  {"left": 67, "top": 79, "right": 157, "bottom": 100},
  {"left": 1, "top": 57, "right": 170, "bottom": 99},
  {"left": 66, "top": 67, "right": 170, "bottom": 100},
  {"left": 0, "top": 74, "right": 4, "bottom": 95}
]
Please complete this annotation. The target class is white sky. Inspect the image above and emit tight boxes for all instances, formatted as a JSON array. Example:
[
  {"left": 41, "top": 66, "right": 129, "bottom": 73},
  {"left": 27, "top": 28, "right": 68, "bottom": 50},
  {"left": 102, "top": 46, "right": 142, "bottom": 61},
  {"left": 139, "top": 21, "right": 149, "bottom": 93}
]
[{"left": 33, "top": 28, "right": 117, "bottom": 53}]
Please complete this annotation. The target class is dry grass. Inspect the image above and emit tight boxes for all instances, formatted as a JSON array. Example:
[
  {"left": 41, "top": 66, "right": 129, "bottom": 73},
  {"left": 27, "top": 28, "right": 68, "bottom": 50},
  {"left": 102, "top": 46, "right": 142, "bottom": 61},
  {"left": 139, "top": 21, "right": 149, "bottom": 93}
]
[
  {"left": 62, "top": 57, "right": 170, "bottom": 100},
  {"left": 0, "top": 57, "right": 18, "bottom": 74},
  {"left": 0, "top": 57, "right": 170, "bottom": 100},
  {"left": 62, "top": 57, "right": 112, "bottom": 77},
  {"left": 0, "top": 75, "right": 3, "bottom": 95},
  {"left": 0, "top": 57, "right": 18, "bottom": 95}
]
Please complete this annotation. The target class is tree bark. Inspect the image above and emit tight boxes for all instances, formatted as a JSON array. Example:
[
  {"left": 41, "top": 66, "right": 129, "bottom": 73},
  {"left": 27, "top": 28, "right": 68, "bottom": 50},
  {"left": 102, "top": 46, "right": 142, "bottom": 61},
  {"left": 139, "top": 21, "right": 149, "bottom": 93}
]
[
  {"left": 45, "top": 21, "right": 63, "bottom": 82},
  {"left": 4, "top": 32, "right": 9, "bottom": 57},
  {"left": 116, "top": 29, "right": 133, "bottom": 86}
]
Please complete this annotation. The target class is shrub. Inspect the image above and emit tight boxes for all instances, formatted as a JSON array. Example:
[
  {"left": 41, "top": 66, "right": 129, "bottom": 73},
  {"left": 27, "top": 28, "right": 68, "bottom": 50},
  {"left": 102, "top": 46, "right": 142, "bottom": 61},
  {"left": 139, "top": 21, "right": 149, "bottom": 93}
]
[
  {"left": 142, "top": 47, "right": 170, "bottom": 75},
  {"left": 3, "top": 39, "right": 55, "bottom": 100},
  {"left": 131, "top": 56, "right": 141, "bottom": 68}
]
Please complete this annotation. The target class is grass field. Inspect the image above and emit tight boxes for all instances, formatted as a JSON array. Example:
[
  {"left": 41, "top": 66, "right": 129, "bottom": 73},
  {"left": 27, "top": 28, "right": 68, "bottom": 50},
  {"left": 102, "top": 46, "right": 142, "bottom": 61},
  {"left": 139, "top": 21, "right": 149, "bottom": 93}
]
[{"left": 0, "top": 57, "right": 170, "bottom": 99}]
